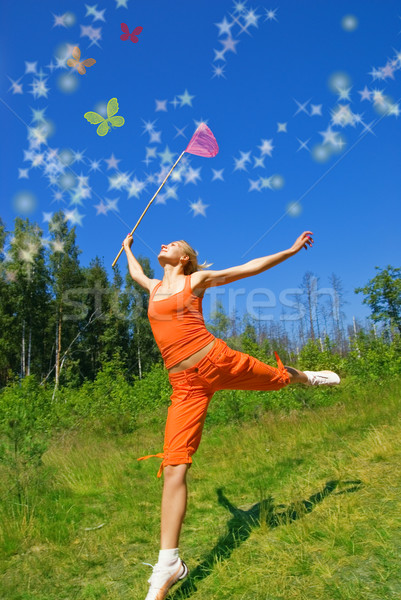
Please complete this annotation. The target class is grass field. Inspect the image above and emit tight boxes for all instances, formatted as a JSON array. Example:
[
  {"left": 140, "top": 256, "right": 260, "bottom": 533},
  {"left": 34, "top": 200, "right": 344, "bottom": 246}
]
[{"left": 1, "top": 376, "right": 400, "bottom": 599}]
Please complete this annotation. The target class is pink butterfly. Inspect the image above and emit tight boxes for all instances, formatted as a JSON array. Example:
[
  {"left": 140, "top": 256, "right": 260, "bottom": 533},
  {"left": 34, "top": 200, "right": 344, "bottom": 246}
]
[{"left": 120, "top": 23, "right": 143, "bottom": 43}]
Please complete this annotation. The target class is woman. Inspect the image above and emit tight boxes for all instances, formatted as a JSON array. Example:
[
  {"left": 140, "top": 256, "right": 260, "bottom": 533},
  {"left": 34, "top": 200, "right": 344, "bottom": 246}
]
[{"left": 122, "top": 231, "right": 340, "bottom": 600}]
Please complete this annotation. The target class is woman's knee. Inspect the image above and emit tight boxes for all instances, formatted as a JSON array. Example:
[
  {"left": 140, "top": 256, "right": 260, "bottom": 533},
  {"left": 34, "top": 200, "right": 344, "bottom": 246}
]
[{"left": 163, "top": 463, "right": 191, "bottom": 483}]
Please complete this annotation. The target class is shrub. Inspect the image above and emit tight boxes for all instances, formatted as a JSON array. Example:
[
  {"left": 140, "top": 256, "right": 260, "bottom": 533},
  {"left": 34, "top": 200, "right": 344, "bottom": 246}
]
[
  {"left": 297, "top": 339, "right": 346, "bottom": 375},
  {"left": 345, "top": 331, "right": 401, "bottom": 381},
  {"left": 0, "top": 375, "right": 51, "bottom": 505}
]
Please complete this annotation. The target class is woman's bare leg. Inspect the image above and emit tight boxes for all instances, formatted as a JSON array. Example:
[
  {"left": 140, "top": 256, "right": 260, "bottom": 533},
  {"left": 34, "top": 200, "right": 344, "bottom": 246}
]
[
  {"left": 160, "top": 464, "right": 190, "bottom": 549},
  {"left": 284, "top": 365, "right": 308, "bottom": 384}
]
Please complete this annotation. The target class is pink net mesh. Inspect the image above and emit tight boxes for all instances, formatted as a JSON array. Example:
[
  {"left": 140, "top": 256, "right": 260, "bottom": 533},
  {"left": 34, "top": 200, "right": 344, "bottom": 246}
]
[{"left": 185, "top": 123, "right": 219, "bottom": 157}]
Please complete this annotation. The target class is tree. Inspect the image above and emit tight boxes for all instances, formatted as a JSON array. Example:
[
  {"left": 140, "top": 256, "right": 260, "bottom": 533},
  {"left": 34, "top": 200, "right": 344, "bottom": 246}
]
[
  {"left": 124, "top": 254, "right": 161, "bottom": 378},
  {"left": 47, "top": 211, "right": 85, "bottom": 392},
  {"left": 328, "top": 273, "right": 348, "bottom": 354},
  {"left": 5, "top": 218, "right": 52, "bottom": 381},
  {"left": 97, "top": 263, "right": 130, "bottom": 373},
  {"left": 78, "top": 256, "right": 112, "bottom": 379},
  {"left": 300, "top": 271, "right": 319, "bottom": 341},
  {"left": 0, "top": 218, "right": 16, "bottom": 386},
  {"left": 355, "top": 265, "right": 401, "bottom": 335},
  {"left": 207, "top": 300, "right": 231, "bottom": 339}
]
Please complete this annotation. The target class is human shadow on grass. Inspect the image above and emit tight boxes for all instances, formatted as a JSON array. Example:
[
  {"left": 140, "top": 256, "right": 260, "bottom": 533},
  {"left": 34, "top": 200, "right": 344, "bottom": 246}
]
[{"left": 169, "top": 478, "right": 363, "bottom": 599}]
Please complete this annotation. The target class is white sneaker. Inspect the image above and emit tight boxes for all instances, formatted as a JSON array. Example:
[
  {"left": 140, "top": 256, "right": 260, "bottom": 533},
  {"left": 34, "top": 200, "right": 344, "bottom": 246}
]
[
  {"left": 143, "top": 558, "right": 188, "bottom": 600},
  {"left": 303, "top": 370, "right": 341, "bottom": 386}
]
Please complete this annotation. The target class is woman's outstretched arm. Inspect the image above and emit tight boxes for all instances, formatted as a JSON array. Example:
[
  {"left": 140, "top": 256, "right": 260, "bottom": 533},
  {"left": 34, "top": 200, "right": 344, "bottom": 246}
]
[
  {"left": 198, "top": 231, "right": 314, "bottom": 288},
  {"left": 122, "top": 233, "right": 158, "bottom": 292}
]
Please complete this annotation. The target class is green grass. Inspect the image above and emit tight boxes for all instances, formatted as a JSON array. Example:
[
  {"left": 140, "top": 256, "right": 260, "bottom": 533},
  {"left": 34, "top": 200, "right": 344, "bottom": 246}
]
[{"left": 1, "top": 377, "right": 400, "bottom": 599}]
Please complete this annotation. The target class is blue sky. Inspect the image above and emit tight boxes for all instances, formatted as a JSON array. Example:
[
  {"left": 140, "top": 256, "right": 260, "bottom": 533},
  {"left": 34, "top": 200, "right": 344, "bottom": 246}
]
[{"left": 1, "top": 0, "right": 400, "bottom": 334}]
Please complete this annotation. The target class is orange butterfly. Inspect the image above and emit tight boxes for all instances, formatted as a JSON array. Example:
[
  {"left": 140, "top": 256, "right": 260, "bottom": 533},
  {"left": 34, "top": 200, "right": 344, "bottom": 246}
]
[{"left": 67, "top": 46, "right": 96, "bottom": 75}]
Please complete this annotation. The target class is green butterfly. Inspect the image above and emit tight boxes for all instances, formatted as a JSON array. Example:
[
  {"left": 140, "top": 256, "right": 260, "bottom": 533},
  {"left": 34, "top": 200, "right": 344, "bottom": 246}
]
[{"left": 84, "top": 98, "right": 125, "bottom": 136}]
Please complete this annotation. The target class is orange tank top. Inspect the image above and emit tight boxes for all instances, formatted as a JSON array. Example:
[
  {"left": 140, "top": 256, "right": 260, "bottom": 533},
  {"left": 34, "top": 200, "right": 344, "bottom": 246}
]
[{"left": 147, "top": 274, "right": 215, "bottom": 369}]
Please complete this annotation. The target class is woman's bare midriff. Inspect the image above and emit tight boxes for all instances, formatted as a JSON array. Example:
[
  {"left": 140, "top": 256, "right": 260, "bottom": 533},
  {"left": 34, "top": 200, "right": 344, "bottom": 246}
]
[{"left": 167, "top": 338, "right": 217, "bottom": 374}]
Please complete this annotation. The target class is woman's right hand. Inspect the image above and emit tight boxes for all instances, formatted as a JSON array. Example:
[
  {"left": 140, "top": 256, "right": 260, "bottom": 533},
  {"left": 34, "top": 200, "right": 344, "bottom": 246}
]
[{"left": 122, "top": 232, "right": 133, "bottom": 251}]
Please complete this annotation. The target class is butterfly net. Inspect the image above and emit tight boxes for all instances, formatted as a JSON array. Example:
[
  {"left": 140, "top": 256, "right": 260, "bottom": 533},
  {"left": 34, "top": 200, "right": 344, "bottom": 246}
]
[{"left": 185, "top": 123, "right": 219, "bottom": 157}]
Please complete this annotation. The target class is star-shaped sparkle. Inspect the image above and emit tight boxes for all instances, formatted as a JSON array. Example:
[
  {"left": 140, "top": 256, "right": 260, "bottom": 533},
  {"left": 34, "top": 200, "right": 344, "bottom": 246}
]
[
  {"left": 243, "top": 9, "right": 260, "bottom": 29},
  {"left": 159, "top": 146, "right": 176, "bottom": 164},
  {"left": 253, "top": 156, "right": 265, "bottom": 168},
  {"left": 8, "top": 77, "right": 23, "bottom": 94},
  {"left": 149, "top": 130, "right": 162, "bottom": 144},
  {"left": 25, "top": 61, "right": 38, "bottom": 74},
  {"left": 29, "top": 78, "right": 50, "bottom": 99},
  {"left": 127, "top": 177, "right": 147, "bottom": 198},
  {"left": 212, "top": 64, "right": 226, "bottom": 78},
  {"left": 106, "top": 197, "right": 119, "bottom": 212},
  {"left": 258, "top": 139, "right": 274, "bottom": 156},
  {"left": 94, "top": 200, "right": 110, "bottom": 216},
  {"left": 214, "top": 48, "right": 227, "bottom": 62},
  {"left": 319, "top": 126, "right": 339, "bottom": 145},
  {"left": 212, "top": 169, "right": 224, "bottom": 181},
  {"left": 30, "top": 107, "right": 47, "bottom": 123},
  {"left": 248, "top": 179, "right": 261, "bottom": 192},
  {"left": 64, "top": 208, "right": 85, "bottom": 227},
  {"left": 142, "top": 119, "right": 157, "bottom": 134},
  {"left": 310, "top": 104, "right": 322, "bottom": 116},
  {"left": 178, "top": 89, "right": 195, "bottom": 107},
  {"left": 220, "top": 36, "right": 239, "bottom": 53},
  {"left": 174, "top": 125, "right": 187, "bottom": 138},
  {"left": 155, "top": 99, "right": 168, "bottom": 112},
  {"left": 296, "top": 138, "right": 311, "bottom": 152},
  {"left": 184, "top": 166, "right": 202, "bottom": 184},
  {"left": 89, "top": 159, "right": 102, "bottom": 172},
  {"left": 190, "top": 198, "right": 208, "bottom": 217},
  {"left": 105, "top": 154, "right": 121, "bottom": 170},
  {"left": 264, "top": 8, "right": 278, "bottom": 22},
  {"left": 52, "top": 13, "right": 67, "bottom": 27},
  {"left": 293, "top": 98, "right": 311, "bottom": 116},
  {"left": 215, "top": 16, "right": 234, "bottom": 36},
  {"left": 85, "top": 4, "right": 106, "bottom": 21},
  {"left": 80, "top": 25, "right": 102, "bottom": 47}
]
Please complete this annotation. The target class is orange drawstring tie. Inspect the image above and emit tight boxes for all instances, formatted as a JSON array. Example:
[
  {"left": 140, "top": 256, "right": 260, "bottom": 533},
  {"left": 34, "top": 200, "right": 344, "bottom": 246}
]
[
  {"left": 137, "top": 453, "right": 165, "bottom": 478},
  {"left": 274, "top": 351, "right": 290, "bottom": 382}
]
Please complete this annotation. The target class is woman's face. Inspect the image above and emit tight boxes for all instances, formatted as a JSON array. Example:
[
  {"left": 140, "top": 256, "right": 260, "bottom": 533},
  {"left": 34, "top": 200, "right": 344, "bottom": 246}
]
[{"left": 158, "top": 241, "right": 188, "bottom": 266}]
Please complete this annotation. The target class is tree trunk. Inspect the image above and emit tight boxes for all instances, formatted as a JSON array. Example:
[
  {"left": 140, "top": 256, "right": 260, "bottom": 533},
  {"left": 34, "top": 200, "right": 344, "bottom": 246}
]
[
  {"left": 55, "top": 304, "right": 62, "bottom": 387},
  {"left": 308, "top": 298, "right": 315, "bottom": 340},
  {"left": 315, "top": 305, "right": 321, "bottom": 340},
  {"left": 27, "top": 326, "right": 32, "bottom": 376},
  {"left": 353, "top": 315, "right": 361, "bottom": 358},
  {"left": 21, "top": 319, "right": 25, "bottom": 378},
  {"left": 328, "top": 273, "right": 346, "bottom": 354},
  {"left": 302, "top": 273, "right": 317, "bottom": 341},
  {"left": 137, "top": 339, "right": 142, "bottom": 379}
]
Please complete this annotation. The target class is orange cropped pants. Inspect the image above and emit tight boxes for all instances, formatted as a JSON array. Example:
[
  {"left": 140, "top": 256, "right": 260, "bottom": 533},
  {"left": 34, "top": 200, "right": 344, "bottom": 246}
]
[{"left": 137, "top": 337, "right": 290, "bottom": 478}]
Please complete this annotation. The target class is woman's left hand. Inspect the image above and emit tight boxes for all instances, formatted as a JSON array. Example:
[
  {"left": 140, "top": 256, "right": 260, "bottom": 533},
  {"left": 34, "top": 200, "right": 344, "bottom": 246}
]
[{"left": 290, "top": 231, "right": 314, "bottom": 254}]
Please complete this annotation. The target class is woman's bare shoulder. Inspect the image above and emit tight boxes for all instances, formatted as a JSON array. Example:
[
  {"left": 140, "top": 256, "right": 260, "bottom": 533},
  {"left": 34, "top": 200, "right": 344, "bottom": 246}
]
[
  {"left": 190, "top": 271, "right": 210, "bottom": 297},
  {"left": 149, "top": 279, "right": 162, "bottom": 294}
]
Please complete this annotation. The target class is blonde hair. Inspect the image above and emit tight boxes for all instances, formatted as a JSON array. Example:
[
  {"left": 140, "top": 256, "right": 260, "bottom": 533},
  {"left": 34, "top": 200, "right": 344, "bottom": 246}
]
[{"left": 178, "top": 240, "right": 213, "bottom": 275}]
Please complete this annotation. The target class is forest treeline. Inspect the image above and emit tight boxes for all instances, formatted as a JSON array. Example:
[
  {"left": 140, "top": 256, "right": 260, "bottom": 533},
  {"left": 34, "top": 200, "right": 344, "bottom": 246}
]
[
  {"left": 0, "top": 211, "right": 400, "bottom": 392},
  {"left": 0, "top": 212, "right": 400, "bottom": 508}
]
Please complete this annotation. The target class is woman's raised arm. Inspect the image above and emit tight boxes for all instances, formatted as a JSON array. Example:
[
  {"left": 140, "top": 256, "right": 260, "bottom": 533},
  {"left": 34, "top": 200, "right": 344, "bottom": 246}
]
[
  {"left": 196, "top": 231, "right": 314, "bottom": 289},
  {"left": 123, "top": 233, "right": 157, "bottom": 293}
]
